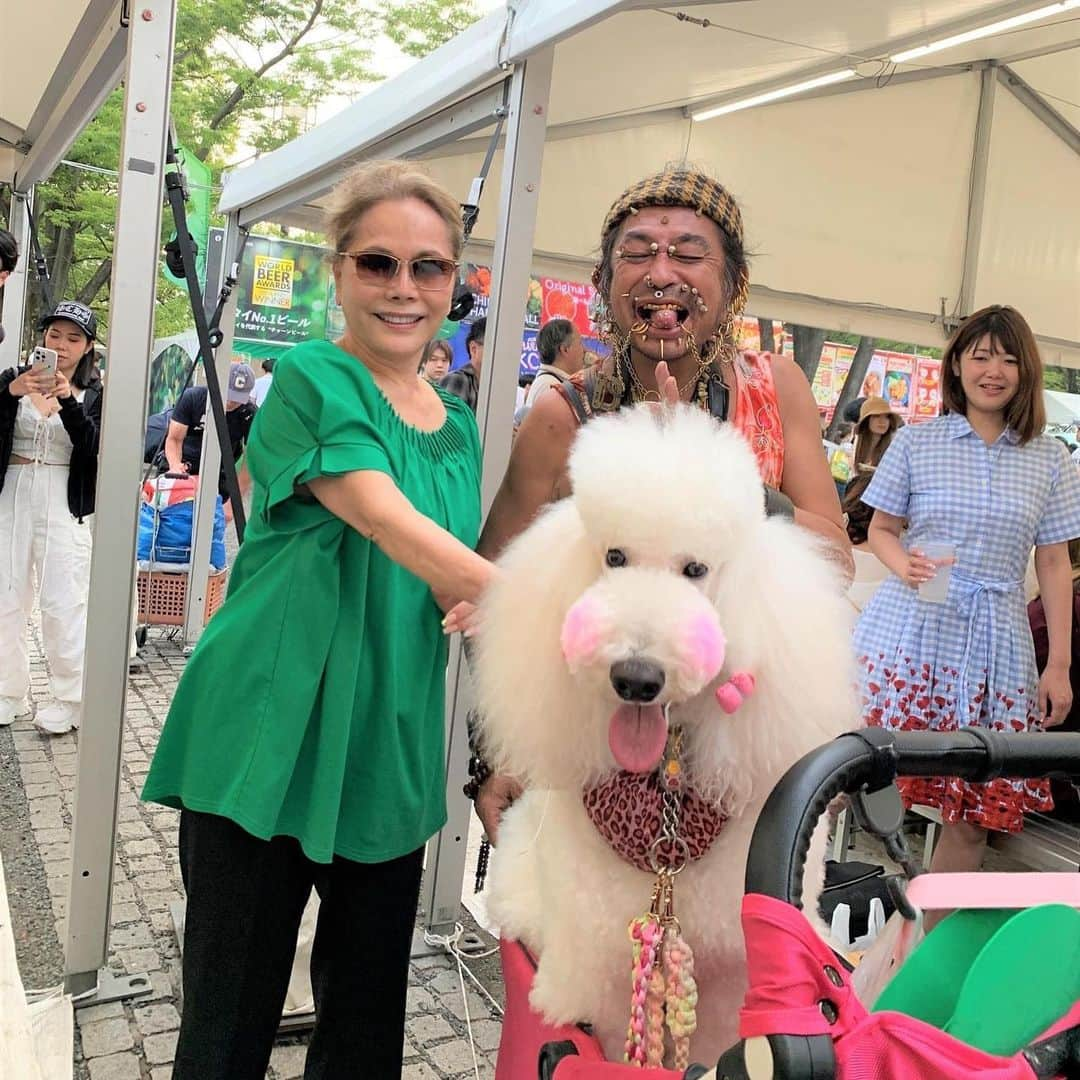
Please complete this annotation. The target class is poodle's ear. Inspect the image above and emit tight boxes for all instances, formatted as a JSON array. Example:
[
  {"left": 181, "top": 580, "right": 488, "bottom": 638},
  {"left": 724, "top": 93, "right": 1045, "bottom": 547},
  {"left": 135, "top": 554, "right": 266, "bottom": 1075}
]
[
  {"left": 694, "top": 521, "right": 859, "bottom": 810},
  {"left": 473, "top": 500, "right": 601, "bottom": 787}
]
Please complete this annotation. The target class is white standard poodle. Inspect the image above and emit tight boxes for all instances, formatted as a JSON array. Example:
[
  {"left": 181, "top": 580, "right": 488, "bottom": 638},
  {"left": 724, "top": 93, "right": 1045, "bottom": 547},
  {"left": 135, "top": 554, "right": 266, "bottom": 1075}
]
[{"left": 473, "top": 404, "right": 858, "bottom": 1067}]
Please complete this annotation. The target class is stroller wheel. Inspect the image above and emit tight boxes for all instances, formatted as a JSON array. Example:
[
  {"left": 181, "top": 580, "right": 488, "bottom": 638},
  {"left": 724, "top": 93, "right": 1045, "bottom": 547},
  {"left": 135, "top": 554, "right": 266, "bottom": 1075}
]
[
  {"left": 538, "top": 1040, "right": 578, "bottom": 1079},
  {"left": 714, "top": 1034, "right": 836, "bottom": 1080}
]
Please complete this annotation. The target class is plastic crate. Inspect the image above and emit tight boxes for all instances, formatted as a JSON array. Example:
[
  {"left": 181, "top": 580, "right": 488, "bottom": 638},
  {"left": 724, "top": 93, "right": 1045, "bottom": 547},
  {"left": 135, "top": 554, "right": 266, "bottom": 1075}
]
[{"left": 136, "top": 568, "right": 226, "bottom": 627}]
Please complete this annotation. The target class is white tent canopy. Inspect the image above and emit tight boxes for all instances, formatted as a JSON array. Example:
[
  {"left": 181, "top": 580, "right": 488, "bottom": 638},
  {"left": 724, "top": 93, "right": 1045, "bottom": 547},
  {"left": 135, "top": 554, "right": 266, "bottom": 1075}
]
[
  {"left": 0, "top": 0, "right": 126, "bottom": 189},
  {"left": 1046, "top": 388, "right": 1080, "bottom": 424},
  {"left": 221, "top": 0, "right": 1080, "bottom": 368}
]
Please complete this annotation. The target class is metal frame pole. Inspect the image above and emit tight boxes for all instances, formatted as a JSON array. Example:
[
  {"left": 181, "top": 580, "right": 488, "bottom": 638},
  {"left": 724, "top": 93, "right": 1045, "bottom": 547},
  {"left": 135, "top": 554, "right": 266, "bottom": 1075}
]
[
  {"left": 183, "top": 216, "right": 239, "bottom": 647},
  {"left": 64, "top": 0, "right": 178, "bottom": 1004},
  {"left": 957, "top": 65, "right": 997, "bottom": 318},
  {"left": 417, "top": 47, "right": 553, "bottom": 940},
  {"left": 0, "top": 190, "right": 32, "bottom": 370}
]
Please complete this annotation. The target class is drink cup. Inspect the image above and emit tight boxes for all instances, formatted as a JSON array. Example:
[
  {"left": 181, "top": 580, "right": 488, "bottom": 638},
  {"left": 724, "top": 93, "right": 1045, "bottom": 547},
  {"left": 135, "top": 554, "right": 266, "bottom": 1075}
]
[{"left": 917, "top": 541, "right": 956, "bottom": 604}]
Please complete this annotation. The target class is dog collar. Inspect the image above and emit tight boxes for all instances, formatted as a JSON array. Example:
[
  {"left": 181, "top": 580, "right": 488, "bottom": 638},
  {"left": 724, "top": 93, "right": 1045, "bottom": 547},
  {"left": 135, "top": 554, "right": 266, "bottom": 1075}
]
[{"left": 582, "top": 771, "right": 728, "bottom": 874}]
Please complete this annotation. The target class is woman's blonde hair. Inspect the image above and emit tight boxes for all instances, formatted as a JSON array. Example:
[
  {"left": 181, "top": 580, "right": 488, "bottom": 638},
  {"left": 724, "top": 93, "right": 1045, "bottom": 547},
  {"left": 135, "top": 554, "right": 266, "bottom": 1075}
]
[{"left": 325, "top": 160, "right": 464, "bottom": 257}]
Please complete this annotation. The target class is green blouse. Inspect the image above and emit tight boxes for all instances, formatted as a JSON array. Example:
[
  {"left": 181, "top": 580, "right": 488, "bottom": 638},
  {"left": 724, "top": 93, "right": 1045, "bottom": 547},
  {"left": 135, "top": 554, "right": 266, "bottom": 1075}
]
[{"left": 142, "top": 340, "right": 482, "bottom": 863}]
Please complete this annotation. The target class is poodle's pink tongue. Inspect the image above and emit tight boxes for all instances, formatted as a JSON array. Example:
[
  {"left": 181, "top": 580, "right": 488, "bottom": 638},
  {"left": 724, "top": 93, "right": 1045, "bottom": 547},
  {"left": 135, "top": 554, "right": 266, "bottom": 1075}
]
[{"left": 608, "top": 704, "right": 668, "bottom": 774}]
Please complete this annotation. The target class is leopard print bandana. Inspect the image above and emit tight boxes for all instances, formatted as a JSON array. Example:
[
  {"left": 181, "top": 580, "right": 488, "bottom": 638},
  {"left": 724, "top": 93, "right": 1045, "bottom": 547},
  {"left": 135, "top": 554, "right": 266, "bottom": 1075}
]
[{"left": 583, "top": 771, "right": 728, "bottom": 873}]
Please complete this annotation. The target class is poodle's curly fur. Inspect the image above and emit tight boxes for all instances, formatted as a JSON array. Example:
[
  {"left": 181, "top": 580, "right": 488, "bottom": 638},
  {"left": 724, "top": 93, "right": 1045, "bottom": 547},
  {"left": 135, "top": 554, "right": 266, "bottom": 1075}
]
[{"left": 474, "top": 405, "right": 858, "bottom": 1065}]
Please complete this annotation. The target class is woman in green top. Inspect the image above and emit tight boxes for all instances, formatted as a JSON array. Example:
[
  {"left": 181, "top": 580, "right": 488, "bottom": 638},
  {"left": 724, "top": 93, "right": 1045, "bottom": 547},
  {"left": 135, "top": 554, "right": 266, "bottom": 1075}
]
[{"left": 143, "top": 161, "right": 493, "bottom": 1080}]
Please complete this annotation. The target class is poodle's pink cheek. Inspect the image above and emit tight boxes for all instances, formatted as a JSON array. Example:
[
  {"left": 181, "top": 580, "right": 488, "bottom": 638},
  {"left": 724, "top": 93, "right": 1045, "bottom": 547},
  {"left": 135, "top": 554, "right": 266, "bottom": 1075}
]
[
  {"left": 561, "top": 599, "right": 604, "bottom": 668},
  {"left": 682, "top": 615, "right": 726, "bottom": 683}
]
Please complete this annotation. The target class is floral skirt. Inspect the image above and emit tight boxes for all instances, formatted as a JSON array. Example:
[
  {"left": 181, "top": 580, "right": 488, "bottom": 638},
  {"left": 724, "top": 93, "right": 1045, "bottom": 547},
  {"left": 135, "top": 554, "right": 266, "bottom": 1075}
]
[{"left": 862, "top": 654, "right": 1052, "bottom": 833}]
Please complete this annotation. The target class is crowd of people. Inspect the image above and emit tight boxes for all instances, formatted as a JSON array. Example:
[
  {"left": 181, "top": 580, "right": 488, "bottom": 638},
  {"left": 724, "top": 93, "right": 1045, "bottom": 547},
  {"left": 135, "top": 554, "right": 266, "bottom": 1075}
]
[{"left": 2, "top": 156, "right": 1079, "bottom": 1077}]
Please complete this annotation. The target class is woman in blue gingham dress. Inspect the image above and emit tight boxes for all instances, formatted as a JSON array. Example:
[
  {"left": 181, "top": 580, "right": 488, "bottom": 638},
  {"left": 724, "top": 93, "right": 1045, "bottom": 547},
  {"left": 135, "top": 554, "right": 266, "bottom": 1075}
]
[{"left": 854, "top": 307, "right": 1080, "bottom": 873}]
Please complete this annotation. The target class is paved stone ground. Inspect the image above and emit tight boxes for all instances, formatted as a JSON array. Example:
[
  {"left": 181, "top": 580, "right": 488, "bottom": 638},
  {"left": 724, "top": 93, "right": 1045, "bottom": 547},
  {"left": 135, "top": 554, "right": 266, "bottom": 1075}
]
[{"left": 0, "top": 617, "right": 504, "bottom": 1080}]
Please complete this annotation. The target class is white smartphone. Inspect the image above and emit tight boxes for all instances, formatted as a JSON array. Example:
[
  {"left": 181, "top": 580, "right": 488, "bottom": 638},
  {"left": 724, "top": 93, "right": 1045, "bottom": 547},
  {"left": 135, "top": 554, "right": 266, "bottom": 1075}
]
[{"left": 31, "top": 346, "right": 59, "bottom": 374}]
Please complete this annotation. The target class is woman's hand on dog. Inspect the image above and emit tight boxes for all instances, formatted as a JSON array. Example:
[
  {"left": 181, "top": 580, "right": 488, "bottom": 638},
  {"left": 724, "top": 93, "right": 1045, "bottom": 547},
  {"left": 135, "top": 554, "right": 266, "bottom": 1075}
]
[
  {"left": 476, "top": 773, "right": 523, "bottom": 844},
  {"left": 441, "top": 600, "right": 482, "bottom": 637}
]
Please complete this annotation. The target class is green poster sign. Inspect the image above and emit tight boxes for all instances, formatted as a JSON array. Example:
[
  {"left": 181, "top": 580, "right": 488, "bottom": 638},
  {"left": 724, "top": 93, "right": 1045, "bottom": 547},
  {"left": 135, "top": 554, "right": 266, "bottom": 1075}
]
[
  {"left": 163, "top": 145, "right": 212, "bottom": 289},
  {"left": 234, "top": 235, "right": 330, "bottom": 346}
]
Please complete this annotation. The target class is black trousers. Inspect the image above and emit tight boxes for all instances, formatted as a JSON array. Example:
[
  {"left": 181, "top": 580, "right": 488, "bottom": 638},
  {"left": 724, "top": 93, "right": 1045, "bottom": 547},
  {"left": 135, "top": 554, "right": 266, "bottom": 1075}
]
[{"left": 173, "top": 809, "right": 424, "bottom": 1080}]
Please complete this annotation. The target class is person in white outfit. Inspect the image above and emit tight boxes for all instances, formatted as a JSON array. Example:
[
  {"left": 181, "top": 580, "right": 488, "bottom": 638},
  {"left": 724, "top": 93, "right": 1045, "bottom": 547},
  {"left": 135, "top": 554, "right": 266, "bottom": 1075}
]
[{"left": 0, "top": 301, "right": 103, "bottom": 734}]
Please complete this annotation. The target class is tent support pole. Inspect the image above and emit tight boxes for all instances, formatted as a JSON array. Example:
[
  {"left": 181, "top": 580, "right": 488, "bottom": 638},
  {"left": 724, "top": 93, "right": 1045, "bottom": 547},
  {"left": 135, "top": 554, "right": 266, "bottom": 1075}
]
[
  {"left": 64, "top": 0, "right": 178, "bottom": 1005},
  {"left": 183, "top": 214, "right": 241, "bottom": 647},
  {"left": 417, "top": 46, "right": 554, "bottom": 943},
  {"left": 997, "top": 65, "right": 1080, "bottom": 158},
  {"left": 0, "top": 190, "right": 33, "bottom": 370},
  {"left": 958, "top": 65, "right": 997, "bottom": 319}
]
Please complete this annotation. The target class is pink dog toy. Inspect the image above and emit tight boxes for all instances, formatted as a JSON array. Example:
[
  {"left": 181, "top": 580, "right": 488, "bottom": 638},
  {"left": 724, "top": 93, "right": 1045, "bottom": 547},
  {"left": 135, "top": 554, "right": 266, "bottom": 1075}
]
[{"left": 715, "top": 671, "right": 756, "bottom": 714}]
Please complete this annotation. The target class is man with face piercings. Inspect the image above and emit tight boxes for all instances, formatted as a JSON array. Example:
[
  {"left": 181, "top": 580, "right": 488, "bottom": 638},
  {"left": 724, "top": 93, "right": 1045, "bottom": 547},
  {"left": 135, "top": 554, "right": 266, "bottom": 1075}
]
[{"left": 466, "top": 166, "right": 851, "bottom": 845}]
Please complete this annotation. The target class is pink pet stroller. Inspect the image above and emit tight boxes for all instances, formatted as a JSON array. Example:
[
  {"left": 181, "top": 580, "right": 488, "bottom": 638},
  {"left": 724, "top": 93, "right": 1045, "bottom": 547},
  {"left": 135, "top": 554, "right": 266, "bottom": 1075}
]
[{"left": 498, "top": 728, "right": 1080, "bottom": 1079}]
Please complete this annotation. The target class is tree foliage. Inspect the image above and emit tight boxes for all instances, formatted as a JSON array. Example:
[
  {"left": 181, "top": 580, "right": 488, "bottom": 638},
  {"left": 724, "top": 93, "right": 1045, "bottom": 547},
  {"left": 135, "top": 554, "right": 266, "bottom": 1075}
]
[{"left": 11, "top": 0, "right": 479, "bottom": 349}]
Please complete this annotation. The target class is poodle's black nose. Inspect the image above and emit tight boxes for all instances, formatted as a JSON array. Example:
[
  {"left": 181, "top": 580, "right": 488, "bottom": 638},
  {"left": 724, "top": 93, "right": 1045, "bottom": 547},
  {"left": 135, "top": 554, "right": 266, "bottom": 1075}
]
[{"left": 610, "top": 659, "right": 666, "bottom": 703}]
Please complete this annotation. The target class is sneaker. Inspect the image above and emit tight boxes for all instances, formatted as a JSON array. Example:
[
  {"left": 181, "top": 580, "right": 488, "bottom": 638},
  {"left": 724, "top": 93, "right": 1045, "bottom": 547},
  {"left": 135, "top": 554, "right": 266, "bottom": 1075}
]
[
  {"left": 0, "top": 696, "right": 31, "bottom": 727},
  {"left": 34, "top": 701, "right": 81, "bottom": 735}
]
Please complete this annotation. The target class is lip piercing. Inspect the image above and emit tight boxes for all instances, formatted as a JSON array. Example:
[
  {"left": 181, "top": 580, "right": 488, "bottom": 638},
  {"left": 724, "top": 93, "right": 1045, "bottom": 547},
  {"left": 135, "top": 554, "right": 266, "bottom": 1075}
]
[
  {"left": 660, "top": 339, "right": 665, "bottom": 361},
  {"left": 654, "top": 290, "right": 664, "bottom": 299},
  {"left": 630, "top": 320, "right": 648, "bottom": 335},
  {"left": 619, "top": 292, "right": 631, "bottom": 298},
  {"left": 615, "top": 248, "right": 625, "bottom": 258}
]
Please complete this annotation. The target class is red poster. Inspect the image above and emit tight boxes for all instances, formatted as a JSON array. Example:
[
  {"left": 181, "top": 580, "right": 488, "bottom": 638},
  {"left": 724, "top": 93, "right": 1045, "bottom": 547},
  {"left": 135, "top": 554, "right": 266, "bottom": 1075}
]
[
  {"left": 913, "top": 357, "right": 942, "bottom": 420},
  {"left": 541, "top": 277, "right": 595, "bottom": 337}
]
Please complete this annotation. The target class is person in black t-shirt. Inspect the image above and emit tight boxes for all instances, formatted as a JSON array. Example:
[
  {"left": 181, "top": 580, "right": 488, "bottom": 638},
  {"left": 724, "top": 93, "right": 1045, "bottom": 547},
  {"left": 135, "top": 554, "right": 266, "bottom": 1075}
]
[{"left": 164, "top": 364, "right": 257, "bottom": 502}]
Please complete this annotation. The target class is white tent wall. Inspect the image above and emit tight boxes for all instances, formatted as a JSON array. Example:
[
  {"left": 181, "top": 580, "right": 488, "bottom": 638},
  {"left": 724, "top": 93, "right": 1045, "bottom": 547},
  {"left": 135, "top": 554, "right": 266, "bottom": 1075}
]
[{"left": 979, "top": 85, "right": 1080, "bottom": 357}]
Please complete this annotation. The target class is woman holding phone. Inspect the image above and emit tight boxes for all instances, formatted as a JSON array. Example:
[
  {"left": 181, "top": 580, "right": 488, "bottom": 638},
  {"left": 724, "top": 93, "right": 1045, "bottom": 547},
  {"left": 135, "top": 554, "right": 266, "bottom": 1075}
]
[{"left": 0, "top": 301, "right": 103, "bottom": 734}]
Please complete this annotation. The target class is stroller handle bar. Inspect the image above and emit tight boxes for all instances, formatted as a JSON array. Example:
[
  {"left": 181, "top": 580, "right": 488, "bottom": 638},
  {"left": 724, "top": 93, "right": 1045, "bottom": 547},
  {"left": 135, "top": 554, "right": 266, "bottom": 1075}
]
[{"left": 745, "top": 728, "right": 1080, "bottom": 907}]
